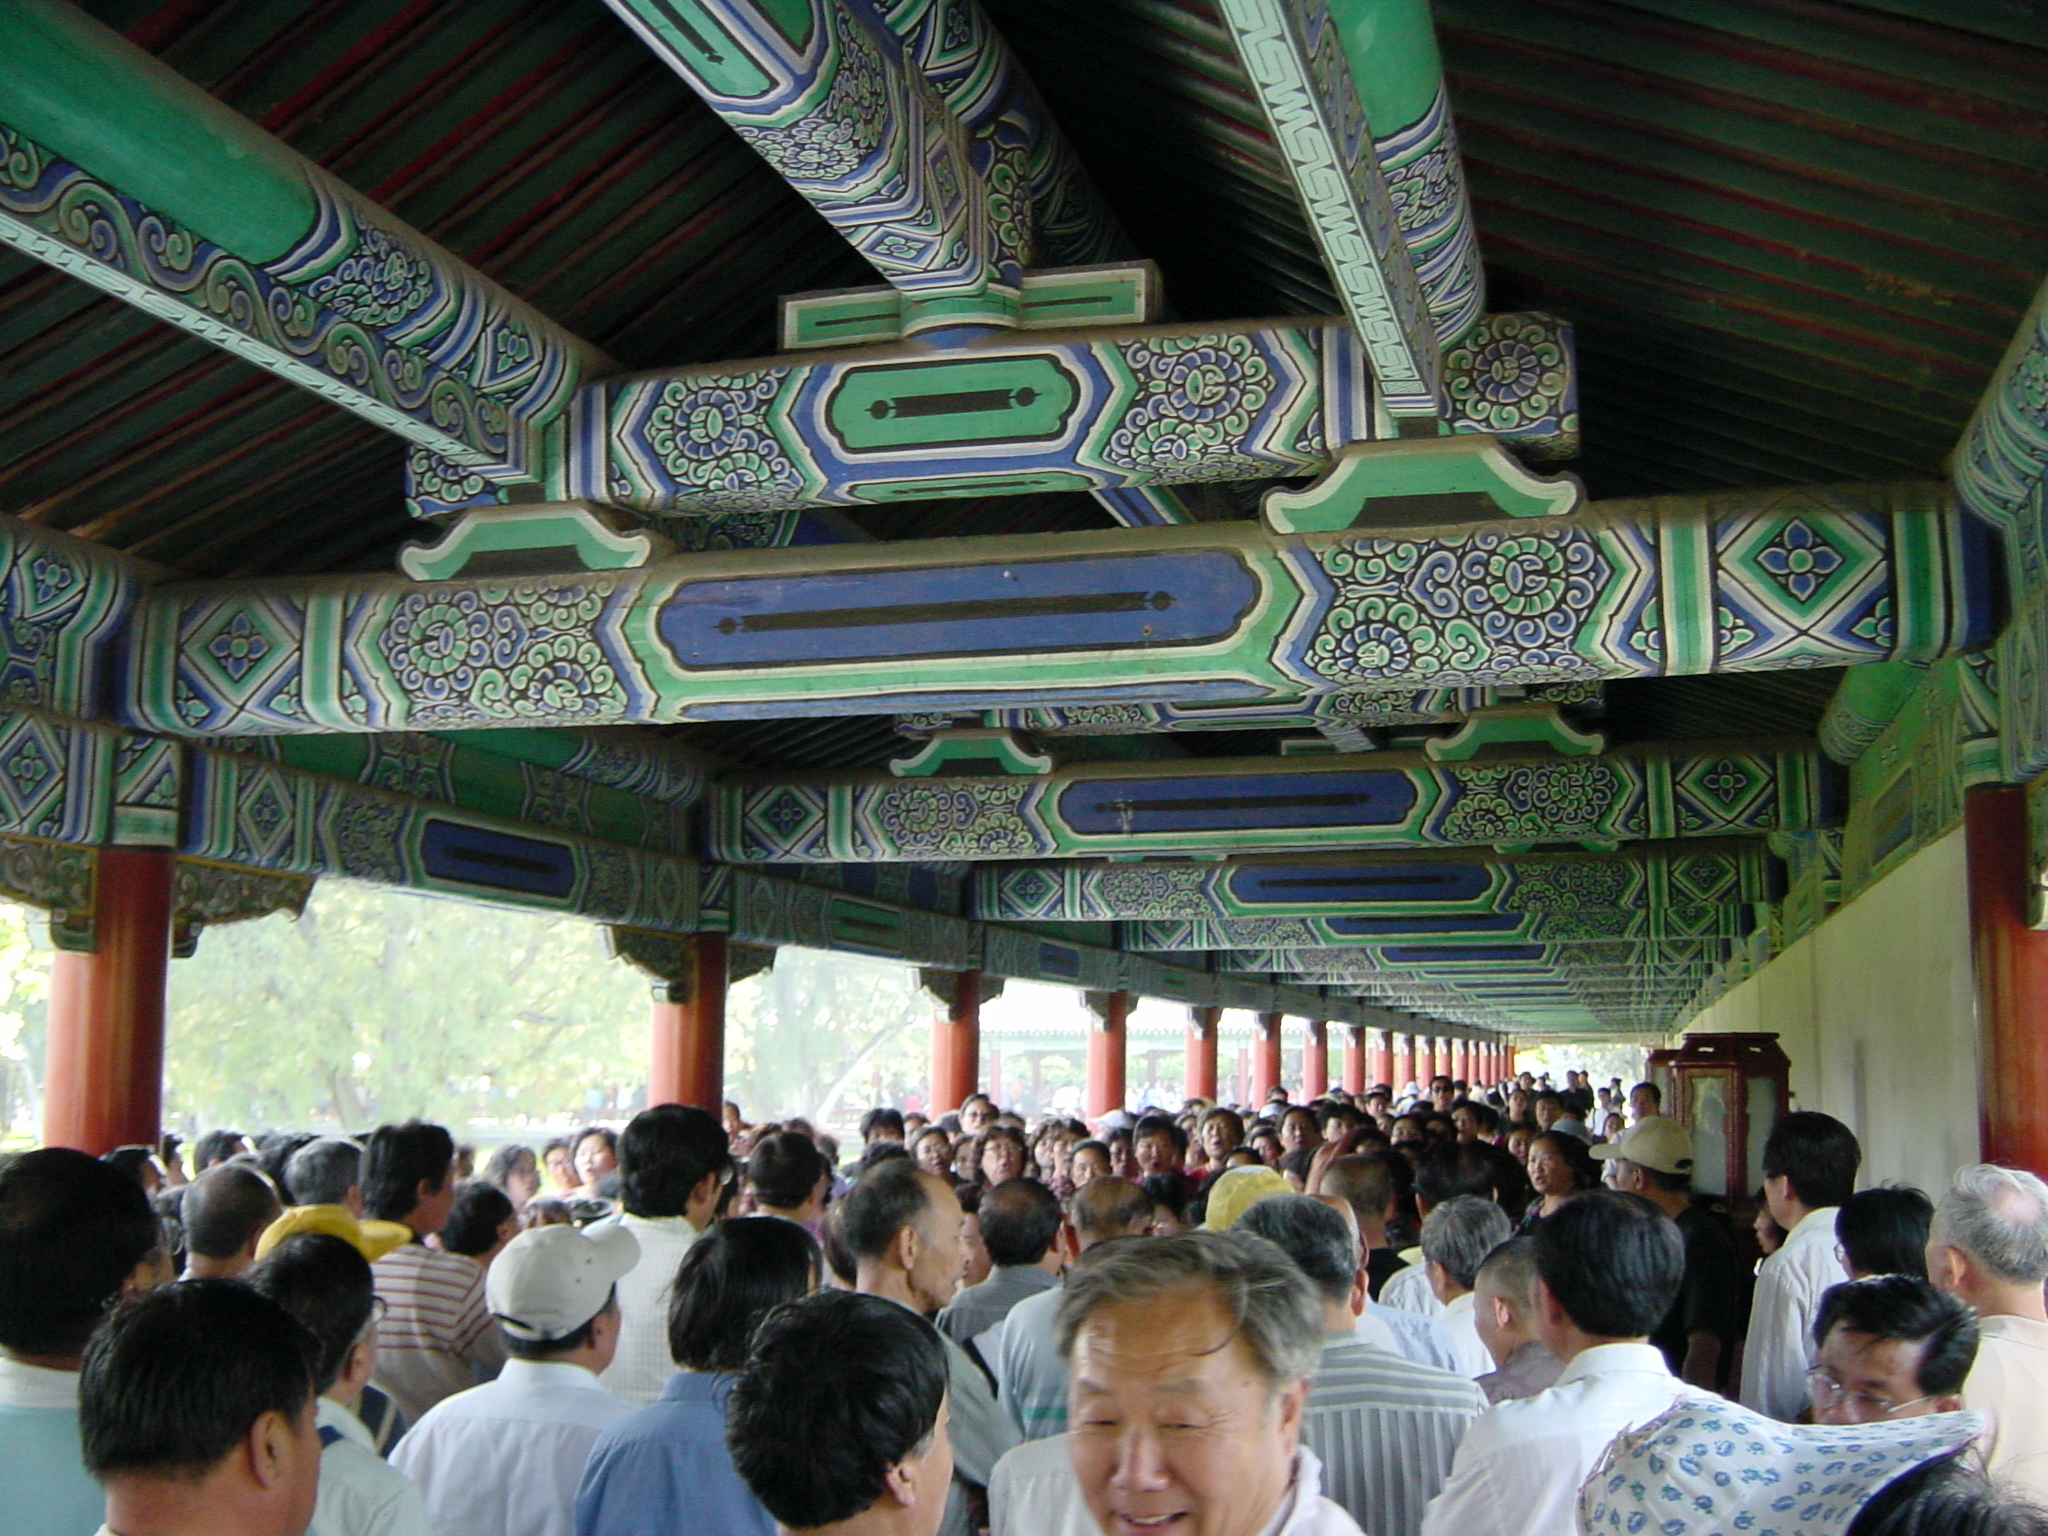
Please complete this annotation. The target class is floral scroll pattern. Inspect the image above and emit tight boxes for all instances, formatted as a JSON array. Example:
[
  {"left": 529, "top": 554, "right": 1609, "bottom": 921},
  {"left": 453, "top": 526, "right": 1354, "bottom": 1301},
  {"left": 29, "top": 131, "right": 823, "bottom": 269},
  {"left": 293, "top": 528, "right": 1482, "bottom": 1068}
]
[{"left": 376, "top": 581, "right": 629, "bottom": 726}]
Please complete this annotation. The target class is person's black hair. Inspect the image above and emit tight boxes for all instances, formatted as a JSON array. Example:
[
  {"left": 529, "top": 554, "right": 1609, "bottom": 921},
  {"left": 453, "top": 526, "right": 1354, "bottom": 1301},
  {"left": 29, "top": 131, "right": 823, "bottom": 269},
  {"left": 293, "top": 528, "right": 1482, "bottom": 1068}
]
[
  {"left": 1466, "top": 1102, "right": 1501, "bottom": 1136},
  {"left": 480, "top": 1144, "right": 534, "bottom": 1195},
  {"left": 284, "top": 1138, "right": 362, "bottom": 1207},
  {"left": 438, "top": 1180, "right": 514, "bottom": 1258},
  {"left": 361, "top": 1121, "right": 455, "bottom": 1224},
  {"left": 1846, "top": 1450, "right": 2048, "bottom": 1536},
  {"left": 617, "top": 1104, "right": 732, "bottom": 1219},
  {"left": 748, "top": 1131, "right": 830, "bottom": 1212},
  {"left": 838, "top": 1159, "right": 940, "bottom": 1261},
  {"left": 858, "top": 1141, "right": 912, "bottom": 1176},
  {"left": 727, "top": 1290, "right": 949, "bottom": 1529},
  {"left": 80, "top": 1279, "right": 318, "bottom": 1479},
  {"left": 668, "top": 1216, "right": 821, "bottom": 1372},
  {"left": 100, "top": 1147, "right": 158, "bottom": 1187},
  {"left": 256, "top": 1132, "right": 317, "bottom": 1201},
  {"left": 1415, "top": 1141, "right": 1498, "bottom": 1206},
  {"left": 573, "top": 1125, "right": 618, "bottom": 1162},
  {"left": 1762, "top": 1110, "right": 1862, "bottom": 1212},
  {"left": 1135, "top": 1113, "right": 1189, "bottom": 1155},
  {"left": 980, "top": 1178, "right": 1064, "bottom": 1267},
  {"left": 192, "top": 1129, "right": 248, "bottom": 1171},
  {"left": 819, "top": 1202, "right": 858, "bottom": 1286},
  {"left": 181, "top": 1163, "right": 281, "bottom": 1261},
  {"left": 1533, "top": 1189, "right": 1684, "bottom": 1339},
  {"left": 1812, "top": 1275, "right": 1979, "bottom": 1397},
  {"left": 1529, "top": 1130, "right": 1602, "bottom": 1191},
  {"left": 247, "top": 1233, "right": 375, "bottom": 1393},
  {"left": 1631, "top": 1081, "right": 1663, "bottom": 1109},
  {"left": 0, "top": 1147, "right": 160, "bottom": 1356},
  {"left": 1234, "top": 1192, "right": 1358, "bottom": 1304},
  {"left": 1838, "top": 1185, "right": 1935, "bottom": 1280},
  {"left": 860, "top": 1108, "right": 906, "bottom": 1142}
]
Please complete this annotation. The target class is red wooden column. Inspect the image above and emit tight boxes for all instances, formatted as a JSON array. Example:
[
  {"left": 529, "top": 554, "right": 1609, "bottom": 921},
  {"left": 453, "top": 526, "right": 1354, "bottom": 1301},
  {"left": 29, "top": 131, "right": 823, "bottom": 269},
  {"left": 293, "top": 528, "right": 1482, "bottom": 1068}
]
[
  {"left": 1967, "top": 787, "right": 2048, "bottom": 1169},
  {"left": 43, "top": 848, "right": 174, "bottom": 1154},
  {"left": 1086, "top": 990, "right": 1129, "bottom": 1118},
  {"left": 1186, "top": 1006, "right": 1222, "bottom": 1101},
  {"left": 1252, "top": 1011, "right": 1284, "bottom": 1101},
  {"left": 1341, "top": 1024, "right": 1366, "bottom": 1094},
  {"left": 931, "top": 969, "right": 983, "bottom": 1113},
  {"left": 1368, "top": 1027, "right": 1393, "bottom": 1088},
  {"left": 1454, "top": 1039, "right": 1472, "bottom": 1084},
  {"left": 1303, "top": 1019, "right": 1329, "bottom": 1098},
  {"left": 1394, "top": 1032, "right": 1416, "bottom": 1091},
  {"left": 1433, "top": 1037, "right": 1452, "bottom": 1082},
  {"left": 650, "top": 932, "right": 726, "bottom": 1111}
]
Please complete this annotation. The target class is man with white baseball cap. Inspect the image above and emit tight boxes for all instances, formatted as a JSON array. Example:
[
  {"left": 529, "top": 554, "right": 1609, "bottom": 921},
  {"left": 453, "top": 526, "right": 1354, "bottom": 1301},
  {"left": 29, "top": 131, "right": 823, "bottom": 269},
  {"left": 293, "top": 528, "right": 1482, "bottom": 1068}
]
[
  {"left": 392, "top": 1222, "right": 640, "bottom": 1536},
  {"left": 1590, "top": 1116, "right": 1744, "bottom": 1392}
]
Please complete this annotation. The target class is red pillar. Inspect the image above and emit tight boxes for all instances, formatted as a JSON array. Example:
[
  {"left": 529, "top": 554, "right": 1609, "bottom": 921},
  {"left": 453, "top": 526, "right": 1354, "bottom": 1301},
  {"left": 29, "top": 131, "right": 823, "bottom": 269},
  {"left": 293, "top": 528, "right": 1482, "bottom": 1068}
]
[
  {"left": 930, "top": 969, "right": 983, "bottom": 1113},
  {"left": 1431, "top": 1037, "right": 1450, "bottom": 1082},
  {"left": 1369, "top": 1028, "right": 1393, "bottom": 1088},
  {"left": 650, "top": 932, "right": 726, "bottom": 1112},
  {"left": 43, "top": 848, "right": 174, "bottom": 1154},
  {"left": 1968, "top": 787, "right": 2048, "bottom": 1169},
  {"left": 1252, "top": 1012, "right": 1283, "bottom": 1102},
  {"left": 1454, "top": 1039, "right": 1471, "bottom": 1085},
  {"left": 1303, "top": 1019, "right": 1329, "bottom": 1098},
  {"left": 1186, "top": 1006, "right": 1221, "bottom": 1101},
  {"left": 1086, "top": 991, "right": 1129, "bottom": 1119},
  {"left": 1394, "top": 1032, "right": 1415, "bottom": 1091},
  {"left": 1341, "top": 1024, "right": 1366, "bottom": 1094}
]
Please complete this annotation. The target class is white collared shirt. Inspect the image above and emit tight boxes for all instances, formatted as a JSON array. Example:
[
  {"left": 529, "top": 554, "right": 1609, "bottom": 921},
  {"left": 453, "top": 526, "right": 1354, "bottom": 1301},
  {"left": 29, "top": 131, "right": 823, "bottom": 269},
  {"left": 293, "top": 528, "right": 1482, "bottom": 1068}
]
[
  {"left": 1437, "top": 1292, "right": 1493, "bottom": 1380},
  {"left": 311, "top": 1396, "right": 432, "bottom": 1536},
  {"left": 1419, "top": 1342, "right": 1686, "bottom": 1536},
  {"left": 596, "top": 1213, "right": 699, "bottom": 1406},
  {"left": 1963, "top": 1313, "right": 2048, "bottom": 1505},
  {"left": 391, "top": 1359, "right": 637, "bottom": 1536},
  {"left": 1379, "top": 1253, "right": 1445, "bottom": 1318},
  {"left": 1738, "top": 1206, "right": 1844, "bottom": 1421},
  {"left": 990, "top": 1439, "right": 1361, "bottom": 1536}
]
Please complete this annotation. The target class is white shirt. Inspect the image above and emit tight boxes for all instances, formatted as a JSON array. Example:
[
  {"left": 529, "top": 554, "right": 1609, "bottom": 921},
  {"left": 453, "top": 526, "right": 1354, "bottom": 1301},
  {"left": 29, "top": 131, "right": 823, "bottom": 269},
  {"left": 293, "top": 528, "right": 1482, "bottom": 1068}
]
[
  {"left": 391, "top": 1359, "right": 637, "bottom": 1536},
  {"left": 1437, "top": 1292, "right": 1492, "bottom": 1380},
  {"left": 597, "top": 1214, "right": 699, "bottom": 1406},
  {"left": 1738, "top": 1206, "right": 1843, "bottom": 1421},
  {"left": 311, "top": 1395, "right": 432, "bottom": 1536},
  {"left": 1962, "top": 1314, "right": 2048, "bottom": 1505},
  {"left": 1380, "top": 1254, "right": 1445, "bottom": 1318},
  {"left": 991, "top": 1439, "right": 1361, "bottom": 1536},
  {"left": 1419, "top": 1342, "right": 1685, "bottom": 1536}
]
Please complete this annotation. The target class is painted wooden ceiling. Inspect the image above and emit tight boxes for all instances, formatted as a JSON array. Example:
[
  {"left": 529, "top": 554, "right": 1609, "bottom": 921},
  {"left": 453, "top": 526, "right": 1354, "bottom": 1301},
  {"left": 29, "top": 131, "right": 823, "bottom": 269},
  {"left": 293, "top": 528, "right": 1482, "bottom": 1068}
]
[{"left": 2, "top": 0, "right": 2041, "bottom": 1036}]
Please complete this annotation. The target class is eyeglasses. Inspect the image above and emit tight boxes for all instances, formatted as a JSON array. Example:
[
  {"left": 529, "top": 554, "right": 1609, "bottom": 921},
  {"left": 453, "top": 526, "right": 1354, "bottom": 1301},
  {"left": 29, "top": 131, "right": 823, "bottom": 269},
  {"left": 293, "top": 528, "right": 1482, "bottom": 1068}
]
[{"left": 1805, "top": 1366, "right": 1937, "bottom": 1419}]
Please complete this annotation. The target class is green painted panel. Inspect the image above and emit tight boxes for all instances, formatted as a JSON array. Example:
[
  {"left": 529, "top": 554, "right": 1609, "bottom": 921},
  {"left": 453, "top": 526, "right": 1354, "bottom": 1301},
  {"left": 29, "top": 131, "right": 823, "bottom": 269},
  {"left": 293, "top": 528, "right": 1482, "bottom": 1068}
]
[
  {"left": 1327, "top": 0, "right": 1443, "bottom": 130},
  {"left": 824, "top": 356, "right": 1082, "bottom": 452},
  {"left": 0, "top": 0, "right": 314, "bottom": 262}
]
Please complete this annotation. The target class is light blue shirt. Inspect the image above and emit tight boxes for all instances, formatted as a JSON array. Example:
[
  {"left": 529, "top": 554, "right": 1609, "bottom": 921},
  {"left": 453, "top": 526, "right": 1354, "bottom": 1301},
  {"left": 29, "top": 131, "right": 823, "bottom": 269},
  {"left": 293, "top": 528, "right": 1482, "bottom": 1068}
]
[
  {"left": 1366, "top": 1302, "right": 1466, "bottom": 1375},
  {"left": 576, "top": 1372, "right": 772, "bottom": 1536},
  {"left": 0, "top": 1358, "right": 102, "bottom": 1536}
]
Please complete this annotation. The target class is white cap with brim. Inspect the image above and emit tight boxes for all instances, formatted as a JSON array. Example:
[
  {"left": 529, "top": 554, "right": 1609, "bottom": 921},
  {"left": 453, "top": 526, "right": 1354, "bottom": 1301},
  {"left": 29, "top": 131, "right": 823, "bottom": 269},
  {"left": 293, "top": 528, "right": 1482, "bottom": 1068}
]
[
  {"left": 1581, "top": 1397, "right": 1985, "bottom": 1536},
  {"left": 485, "top": 1222, "right": 640, "bottom": 1342},
  {"left": 1588, "top": 1114, "right": 1696, "bottom": 1177}
]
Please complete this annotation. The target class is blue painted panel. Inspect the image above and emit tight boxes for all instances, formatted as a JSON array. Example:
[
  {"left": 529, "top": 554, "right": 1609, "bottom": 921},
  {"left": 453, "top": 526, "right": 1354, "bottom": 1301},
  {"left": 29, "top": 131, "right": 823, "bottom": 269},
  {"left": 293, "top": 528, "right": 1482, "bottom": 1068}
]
[
  {"left": 1227, "top": 861, "right": 1494, "bottom": 905},
  {"left": 1329, "top": 913, "right": 1526, "bottom": 937},
  {"left": 420, "top": 818, "right": 576, "bottom": 898},
  {"left": 656, "top": 551, "right": 1261, "bottom": 669},
  {"left": 1379, "top": 944, "right": 1547, "bottom": 963},
  {"left": 1038, "top": 942, "right": 1082, "bottom": 980},
  {"left": 1058, "top": 770, "right": 1421, "bottom": 835}
]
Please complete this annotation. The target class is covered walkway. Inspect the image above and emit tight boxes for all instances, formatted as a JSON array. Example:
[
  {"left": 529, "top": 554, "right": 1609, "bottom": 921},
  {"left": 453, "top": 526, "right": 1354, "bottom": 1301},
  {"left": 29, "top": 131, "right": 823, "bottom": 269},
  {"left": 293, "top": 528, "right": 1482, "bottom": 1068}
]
[{"left": 0, "top": 0, "right": 2042, "bottom": 1177}]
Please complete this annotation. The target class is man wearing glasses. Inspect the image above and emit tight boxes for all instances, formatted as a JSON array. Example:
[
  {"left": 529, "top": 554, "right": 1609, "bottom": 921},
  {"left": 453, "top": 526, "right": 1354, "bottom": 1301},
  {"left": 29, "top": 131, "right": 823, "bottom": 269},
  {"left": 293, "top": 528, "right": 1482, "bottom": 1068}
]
[{"left": 1805, "top": 1274, "right": 1978, "bottom": 1427}]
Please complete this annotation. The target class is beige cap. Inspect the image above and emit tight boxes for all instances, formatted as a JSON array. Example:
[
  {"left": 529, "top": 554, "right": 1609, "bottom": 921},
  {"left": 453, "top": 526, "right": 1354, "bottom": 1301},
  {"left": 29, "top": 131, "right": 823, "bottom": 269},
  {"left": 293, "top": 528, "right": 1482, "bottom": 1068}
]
[
  {"left": 1203, "top": 1166, "right": 1292, "bottom": 1231},
  {"left": 485, "top": 1222, "right": 640, "bottom": 1341},
  {"left": 256, "top": 1204, "right": 412, "bottom": 1263},
  {"left": 1589, "top": 1115, "right": 1695, "bottom": 1177}
]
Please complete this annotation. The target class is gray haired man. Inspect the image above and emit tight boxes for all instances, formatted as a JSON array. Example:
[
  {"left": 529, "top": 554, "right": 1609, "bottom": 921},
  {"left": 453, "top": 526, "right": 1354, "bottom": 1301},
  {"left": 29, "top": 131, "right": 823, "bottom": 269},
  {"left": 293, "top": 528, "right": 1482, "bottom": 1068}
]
[
  {"left": 1420, "top": 1196, "right": 1513, "bottom": 1379},
  {"left": 1928, "top": 1163, "right": 2048, "bottom": 1503},
  {"left": 1237, "top": 1195, "right": 1484, "bottom": 1536}
]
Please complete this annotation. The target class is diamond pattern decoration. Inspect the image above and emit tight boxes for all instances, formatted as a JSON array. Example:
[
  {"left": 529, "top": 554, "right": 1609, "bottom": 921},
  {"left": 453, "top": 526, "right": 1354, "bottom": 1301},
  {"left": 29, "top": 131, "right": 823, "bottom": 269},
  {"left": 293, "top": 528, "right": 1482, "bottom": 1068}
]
[
  {"left": 1672, "top": 752, "right": 1775, "bottom": 834},
  {"left": 177, "top": 595, "right": 309, "bottom": 731},
  {"left": 1715, "top": 493, "right": 1890, "bottom": 669}
]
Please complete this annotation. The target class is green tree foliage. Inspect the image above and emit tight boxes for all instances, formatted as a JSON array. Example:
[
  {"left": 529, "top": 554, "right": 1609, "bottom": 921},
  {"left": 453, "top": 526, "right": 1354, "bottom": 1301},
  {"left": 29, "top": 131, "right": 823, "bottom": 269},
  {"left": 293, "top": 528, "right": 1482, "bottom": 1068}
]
[
  {"left": 165, "top": 880, "right": 651, "bottom": 1132},
  {"left": 725, "top": 949, "right": 931, "bottom": 1126},
  {"left": 0, "top": 903, "right": 50, "bottom": 1138}
]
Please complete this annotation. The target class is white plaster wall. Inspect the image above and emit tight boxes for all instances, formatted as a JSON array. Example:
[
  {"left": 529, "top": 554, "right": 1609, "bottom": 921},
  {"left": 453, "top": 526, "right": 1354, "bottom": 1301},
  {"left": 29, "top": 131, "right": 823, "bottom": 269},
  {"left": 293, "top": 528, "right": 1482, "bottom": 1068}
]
[{"left": 1682, "top": 829, "right": 1980, "bottom": 1193}]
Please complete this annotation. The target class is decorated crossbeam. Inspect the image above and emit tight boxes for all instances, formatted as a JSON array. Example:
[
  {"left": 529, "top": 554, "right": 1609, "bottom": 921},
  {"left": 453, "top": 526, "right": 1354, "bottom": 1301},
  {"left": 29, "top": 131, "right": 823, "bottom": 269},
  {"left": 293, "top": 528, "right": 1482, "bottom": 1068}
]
[
  {"left": 1956, "top": 271, "right": 2048, "bottom": 604},
  {"left": 1125, "top": 903, "right": 1756, "bottom": 950},
  {"left": 1229, "top": 940, "right": 1722, "bottom": 976},
  {"left": 713, "top": 741, "right": 1832, "bottom": 862},
  {"left": 572, "top": 310, "right": 1576, "bottom": 516},
  {"left": 124, "top": 484, "right": 1985, "bottom": 736},
  {"left": 205, "top": 731, "right": 708, "bottom": 857},
  {"left": 901, "top": 680, "right": 1603, "bottom": 741},
  {"left": 974, "top": 841, "right": 1776, "bottom": 922},
  {"left": 0, "top": 511, "right": 149, "bottom": 721},
  {"left": 0, "top": 2, "right": 608, "bottom": 491},
  {"left": 1216, "top": 0, "right": 1439, "bottom": 414}
]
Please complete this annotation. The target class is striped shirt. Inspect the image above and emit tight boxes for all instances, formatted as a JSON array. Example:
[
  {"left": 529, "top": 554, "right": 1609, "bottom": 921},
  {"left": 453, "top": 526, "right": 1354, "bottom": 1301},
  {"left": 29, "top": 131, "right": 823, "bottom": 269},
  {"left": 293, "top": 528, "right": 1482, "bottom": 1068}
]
[
  {"left": 372, "top": 1241, "right": 506, "bottom": 1426},
  {"left": 1303, "top": 1333, "right": 1485, "bottom": 1536}
]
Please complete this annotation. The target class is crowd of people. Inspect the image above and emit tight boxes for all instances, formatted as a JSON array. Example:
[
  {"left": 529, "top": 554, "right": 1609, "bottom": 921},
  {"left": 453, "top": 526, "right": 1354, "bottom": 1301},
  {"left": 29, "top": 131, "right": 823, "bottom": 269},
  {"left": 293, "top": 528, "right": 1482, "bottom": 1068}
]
[{"left": 6, "top": 1068, "right": 2048, "bottom": 1536}]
